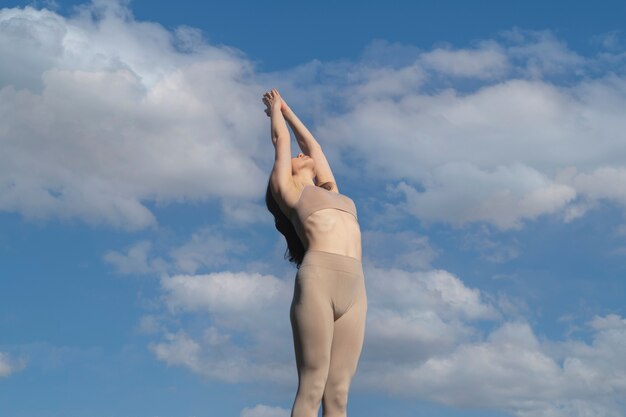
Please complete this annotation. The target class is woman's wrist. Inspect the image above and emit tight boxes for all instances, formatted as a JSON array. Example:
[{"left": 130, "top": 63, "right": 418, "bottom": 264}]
[{"left": 281, "top": 105, "right": 294, "bottom": 121}]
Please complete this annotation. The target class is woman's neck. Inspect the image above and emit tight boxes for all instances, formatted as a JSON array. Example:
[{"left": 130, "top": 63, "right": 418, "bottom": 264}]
[{"left": 294, "top": 176, "right": 315, "bottom": 189}]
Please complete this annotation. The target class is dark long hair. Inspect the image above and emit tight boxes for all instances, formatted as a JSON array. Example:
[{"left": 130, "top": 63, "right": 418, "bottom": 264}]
[{"left": 265, "top": 178, "right": 305, "bottom": 268}]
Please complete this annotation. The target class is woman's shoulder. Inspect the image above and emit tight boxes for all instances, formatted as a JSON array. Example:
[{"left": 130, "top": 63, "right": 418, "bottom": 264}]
[
  {"left": 272, "top": 180, "right": 341, "bottom": 216},
  {"left": 271, "top": 179, "right": 304, "bottom": 214}
]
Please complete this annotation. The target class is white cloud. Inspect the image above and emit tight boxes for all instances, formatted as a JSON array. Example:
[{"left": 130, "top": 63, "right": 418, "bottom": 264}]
[
  {"left": 0, "top": 352, "right": 13, "bottom": 377},
  {"left": 149, "top": 262, "right": 498, "bottom": 386},
  {"left": 240, "top": 404, "right": 290, "bottom": 417},
  {"left": 313, "top": 53, "right": 626, "bottom": 229},
  {"left": 149, "top": 328, "right": 293, "bottom": 384},
  {"left": 148, "top": 260, "right": 626, "bottom": 417},
  {"left": 393, "top": 163, "right": 576, "bottom": 230},
  {"left": 359, "top": 264, "right": 499, "bottom": 368},
  {"left": 359, "top": 317, "right": 626, "bottom": 417},
  {"left": 161, "top": 271, "right": 286, "bottom": 316},
  {"left": 568, "top": 166, "right": 626, "bottom": 205},
  {"left": 104, "top": 226, "right": 249, "bottom": 276},
  {"left": 503, "top": 28, "right": 587, "bottom": 77},
  {"left": 136, "top": 314, "right": 166, "bottom": 334},
  {"left": 0, "top": 3, "right": 267, "bottom": 230},
  {"left": 220, "top": 198, "right": 274, "bottom": 225},
  {"left": 364, "top": 265, "right": 498, "bottom": 321},
  {"left": 150, "top": 268, "right": 295, "bottom": 383},
  {"left": 420, "top": 41, "right": 509, "bottom": 79},
  {"left": 369, "top": 322, "right": 561, "bottom": 404},
  {"left": 348, "top": 63, "right": 426, "bottom": 100},
  {"left": 2, "top": 4, "right": 626, "bottom": 233},
  {"left": 149, "top": 330, "right": 202, "bottom": 372},
  {"left": 169, "top": 226, "right": 248, "bottom": 274},
  {"left": 103, "top": 240, "right": 166, "bottom": 275},
  {"left": 0, "top": 351, "right": 26, "bottom": 377}
]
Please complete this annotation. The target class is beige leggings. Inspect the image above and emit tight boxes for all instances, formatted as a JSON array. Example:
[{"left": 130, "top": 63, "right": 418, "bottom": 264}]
[{"left": 289, "top": 250, "right": 368, "bottom": 417}]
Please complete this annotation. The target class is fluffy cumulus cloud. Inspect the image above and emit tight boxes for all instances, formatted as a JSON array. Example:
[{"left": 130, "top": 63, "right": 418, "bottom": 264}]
[
  {"left": 356, "top": 264, "right": 499, "bottom": 373},
  {"left": 147, "top": 258, "right": 626, "bottom": 417},
  {"left": 2, "top": 2, "right": 626, "bottom": 232},
  {"left": 147, "top": 261, "right": 498, "bottom": 386},
  {"left": 373, "top": 316, "right": 626, "bottom": 417},
  {"left": 161, "top": 272, "right": 286, "bottom": 315},
  {"left": 149, "top": 269, "right": 295, "bottom": 384},
  {"left": 0, "top": 2, "right": 267, "bottom": 230},
  {"left": 302, "top": 32, "right": 626, "bottom": 230}
]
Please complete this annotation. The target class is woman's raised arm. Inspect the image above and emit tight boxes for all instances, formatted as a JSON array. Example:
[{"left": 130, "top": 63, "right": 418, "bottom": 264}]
[
  {"left": 281, "top": 100, "right": 339, "bottom": 191},
  {"left": 263, "top": 89, "right": 293, "bottom": 194},
  {"left": 281, "top": 101, "right": 321, "bottom": 155}
]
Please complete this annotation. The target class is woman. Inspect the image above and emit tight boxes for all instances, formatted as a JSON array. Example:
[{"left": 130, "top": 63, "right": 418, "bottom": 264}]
[{"left": 263, "top": 88, "right": 367, "bottom": 417}]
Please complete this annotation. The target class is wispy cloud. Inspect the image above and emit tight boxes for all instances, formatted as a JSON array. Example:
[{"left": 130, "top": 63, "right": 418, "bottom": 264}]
[
  {"left": 240, "top": 404, "right": 290, "bottom": 417},
  {"left": 0, "top": 351, "right": 26, "bottom": 378},
  {"left": 103, "top": 225, "right": 250, "bottom": 276}
]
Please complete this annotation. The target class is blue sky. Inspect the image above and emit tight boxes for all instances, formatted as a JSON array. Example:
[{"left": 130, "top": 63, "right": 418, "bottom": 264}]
[{"left": 1, "top": 1, "right": 626, "bottom": 417}]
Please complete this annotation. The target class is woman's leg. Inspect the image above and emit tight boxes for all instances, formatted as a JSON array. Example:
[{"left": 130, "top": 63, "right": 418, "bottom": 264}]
[
  {"left": 290, "top": 266, "right": 335, "bottom": 417},
  {"left": 321, "top": 283, "right": 367, "bottom": 417}
]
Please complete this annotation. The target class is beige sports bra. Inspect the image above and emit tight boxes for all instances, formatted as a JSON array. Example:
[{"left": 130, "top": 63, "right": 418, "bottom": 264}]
[{"left": 290, "top": 185, "right": 358, "bottom": 227}]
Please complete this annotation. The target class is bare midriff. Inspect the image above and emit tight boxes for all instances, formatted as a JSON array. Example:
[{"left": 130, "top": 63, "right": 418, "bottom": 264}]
[{"left": 294, "top": 208, "right": 362, "bottom": 261}]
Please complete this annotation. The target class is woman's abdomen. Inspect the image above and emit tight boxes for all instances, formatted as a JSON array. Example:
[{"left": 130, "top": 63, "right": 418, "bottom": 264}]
[{"left": 301, "top": 209, "right": 362, "bottom": 261}]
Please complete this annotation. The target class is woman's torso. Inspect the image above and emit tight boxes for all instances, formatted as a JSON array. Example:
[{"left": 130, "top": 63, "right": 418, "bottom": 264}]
[{"left": 282, "top": 184, "right": 362, "bottom": 261}]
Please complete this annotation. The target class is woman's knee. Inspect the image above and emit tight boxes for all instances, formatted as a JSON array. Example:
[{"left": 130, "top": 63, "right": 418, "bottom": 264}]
[
  {"left": 298, "top": 370, "right": 328, "bottom": 408},
  {"left": 322, "top": 381, "right": 350, "bottom": 412}
]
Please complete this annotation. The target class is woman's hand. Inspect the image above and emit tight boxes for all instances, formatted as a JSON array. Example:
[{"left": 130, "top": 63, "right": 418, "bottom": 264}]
[{"left": 262, "top": 88, "right": 283, "bottom": 117}]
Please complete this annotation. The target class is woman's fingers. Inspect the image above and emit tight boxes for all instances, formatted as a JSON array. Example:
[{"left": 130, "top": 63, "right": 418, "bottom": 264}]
[
  {"left": 262, "top": 89, "right": 282, "bottom": 116},
  {"left": 261, "top": 88, "right": 282, "bottom": 105},
  {"left": 262, "top": 88, "right": 281, "bottom": 98}
]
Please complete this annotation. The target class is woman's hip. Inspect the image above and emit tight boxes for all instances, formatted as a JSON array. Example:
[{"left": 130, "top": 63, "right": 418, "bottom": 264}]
[{"left": 300, "top": 250, "right": 364, "bottom": 277}]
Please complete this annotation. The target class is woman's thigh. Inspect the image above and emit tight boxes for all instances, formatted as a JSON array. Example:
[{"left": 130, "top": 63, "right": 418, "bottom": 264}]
[{"left": 290, "top": 265, "right": 335, "bottom": 373}]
